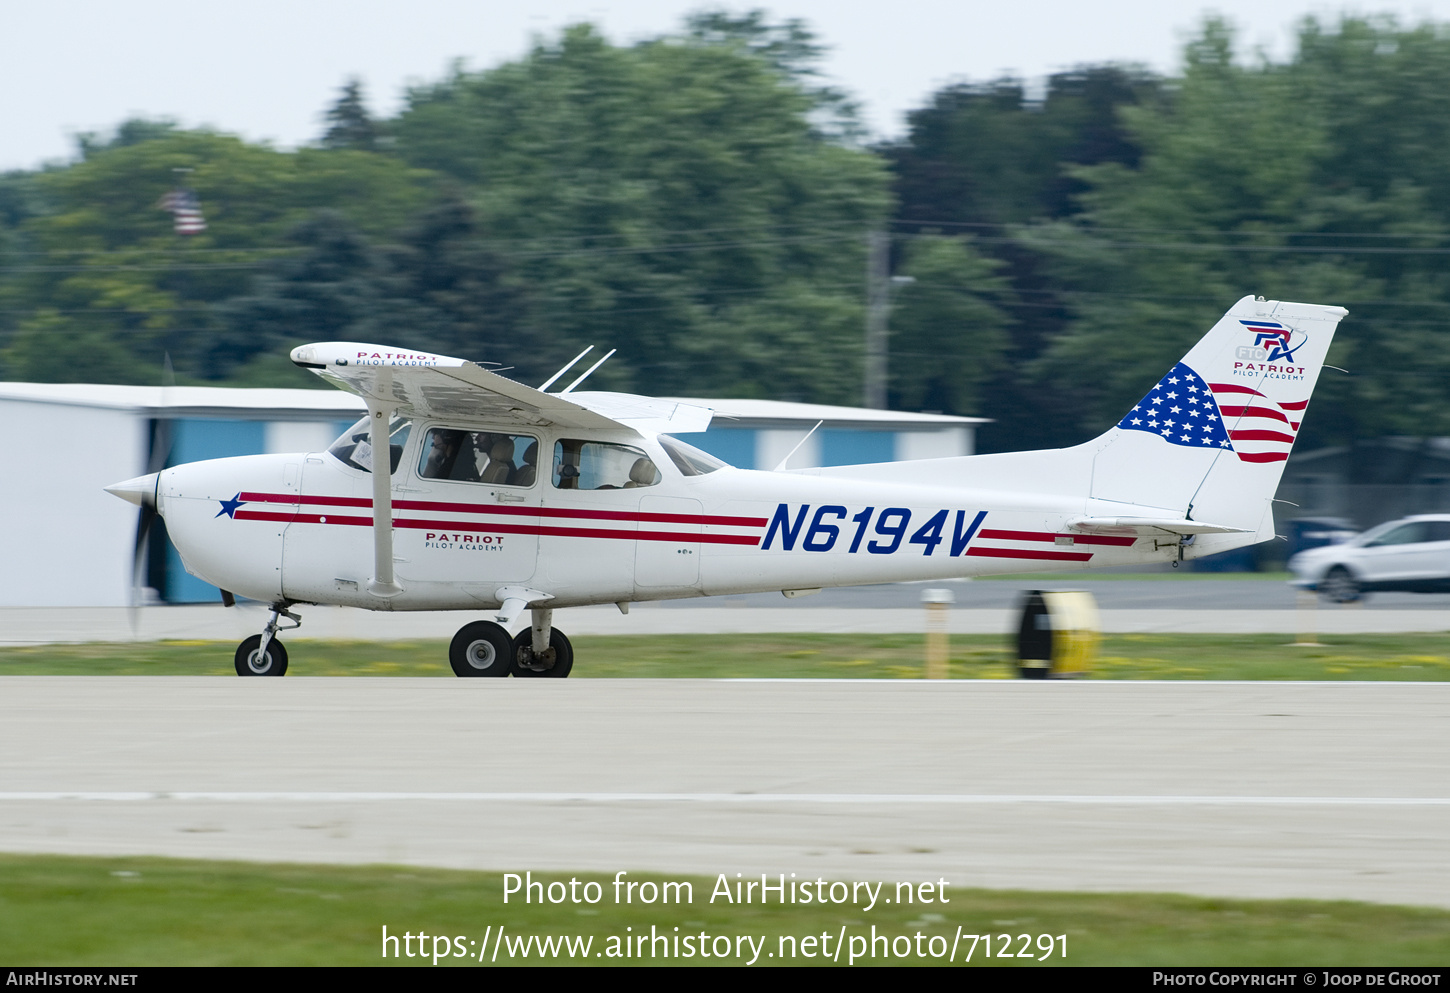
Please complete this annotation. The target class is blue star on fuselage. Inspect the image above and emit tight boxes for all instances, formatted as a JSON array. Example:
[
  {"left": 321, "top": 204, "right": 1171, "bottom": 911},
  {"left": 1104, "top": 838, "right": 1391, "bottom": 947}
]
[{"left": 216, "top": 493, "right": 246, "bottom": 519}]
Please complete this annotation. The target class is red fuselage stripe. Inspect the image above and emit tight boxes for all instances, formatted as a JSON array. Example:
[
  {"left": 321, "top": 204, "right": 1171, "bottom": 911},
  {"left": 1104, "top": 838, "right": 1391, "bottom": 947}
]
[
  {"left": 233, "top": 510, "right": 761, "bottom": 545},
  {"left": 978, "top": 528, "right": 1135, "bottom": 547},
  {"left": 965, "top": 546, "right": 1094, "bottom": 562},
  {"left": 237, "top": 491, "right": 765, "bottom": 527},
  {"left": 1236, "top": 451, "right": 1290, "bottom": 463},
  {"left": 241, "top": 492, "right": 372, "bottom": 508},
  {"left": 397, "top": 518, "right": 760, "bottom": 545}
]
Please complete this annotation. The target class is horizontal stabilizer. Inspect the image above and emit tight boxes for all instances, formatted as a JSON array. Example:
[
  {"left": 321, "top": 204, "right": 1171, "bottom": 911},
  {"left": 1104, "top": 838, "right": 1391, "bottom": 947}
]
[{"left": 1067, "top": 516, "right": 1250, "bottom": 537}]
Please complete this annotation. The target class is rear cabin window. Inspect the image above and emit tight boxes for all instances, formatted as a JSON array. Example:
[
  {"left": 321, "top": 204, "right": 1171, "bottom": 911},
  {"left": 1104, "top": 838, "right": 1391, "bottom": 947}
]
[
  {"left": 417, "top": 429, "right": 540, "bottom": 487},
  {"left": 658, "top": 435, "right": 728, "bottom": 475},
  {"left": 553, "top": 441, "right": 660, "bottom": 490},
  {"left": 328, "top": 415, "right": 412, "bottom": 474}
]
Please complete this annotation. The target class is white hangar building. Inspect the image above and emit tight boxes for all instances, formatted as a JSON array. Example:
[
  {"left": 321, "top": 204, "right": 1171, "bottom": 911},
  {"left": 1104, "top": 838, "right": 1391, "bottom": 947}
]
[{"left": 1, "top": 382, "right": 984, "bottom": 606}]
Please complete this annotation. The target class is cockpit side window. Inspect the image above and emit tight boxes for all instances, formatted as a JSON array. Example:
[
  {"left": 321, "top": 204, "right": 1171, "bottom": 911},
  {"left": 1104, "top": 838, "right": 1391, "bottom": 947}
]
[
  {"left": 553, "top": 440, "right": 660, "bottom": 490},
  {"left": 418, "top": 428, "right": 539, "bottom": 487},
  {"left": 327, "top": 415, "right": 412, "bottom": 474}
]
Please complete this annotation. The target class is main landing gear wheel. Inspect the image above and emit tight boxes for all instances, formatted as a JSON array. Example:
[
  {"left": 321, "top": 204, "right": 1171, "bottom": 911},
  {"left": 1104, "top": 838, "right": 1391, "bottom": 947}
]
[
  {"left": 450, "top": 621, "right": 514, "bottom": 677},
  {"left": 1320, "top": 566, "right": 1363, "bottom": 604},
  {"left": 511, "top": 628, "right": 573, "bottom": 678},
  {"left": 235, "top": 635, "right": 288, "bottom": 677}
]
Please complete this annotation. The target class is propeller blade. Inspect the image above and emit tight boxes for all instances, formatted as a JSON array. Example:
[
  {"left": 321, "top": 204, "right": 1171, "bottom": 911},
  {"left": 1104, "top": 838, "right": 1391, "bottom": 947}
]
[
  {"left": 128, "top": 502, "right": 157, "bottom": 636},
  {"left": 130, "top": 355, "right": 176, "bottom": 633},
  {"left": 147, "top": 419, "right": 172, "bottom": 475},
  {"left": 147, "top": 354, "right": 176, "bottom": 475}
]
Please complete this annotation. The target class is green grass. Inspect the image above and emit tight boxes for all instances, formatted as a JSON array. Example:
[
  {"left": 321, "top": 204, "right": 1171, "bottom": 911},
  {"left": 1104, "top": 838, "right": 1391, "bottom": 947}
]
[
  {"left": 1, "top": 633, "right": 1449, "bottom": 680},
  {"left": 1, "top": 855, "right": 1446, "bottom": 966}
]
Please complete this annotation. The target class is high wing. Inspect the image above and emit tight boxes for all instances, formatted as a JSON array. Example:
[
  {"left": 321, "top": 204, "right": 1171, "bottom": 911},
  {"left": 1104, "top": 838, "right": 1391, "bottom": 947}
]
[
  {"left": 290, "top": 342, "right": 712, "bottom": 436},
  {"left": 290, "top": 341, "right": 712, "bottom": 602}
]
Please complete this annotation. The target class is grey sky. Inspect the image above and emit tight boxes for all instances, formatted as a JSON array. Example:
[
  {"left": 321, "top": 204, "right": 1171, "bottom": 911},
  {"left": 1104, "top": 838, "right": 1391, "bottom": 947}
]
[{"left": 6, "top": 1, "right": 1450, "bottom": 171}]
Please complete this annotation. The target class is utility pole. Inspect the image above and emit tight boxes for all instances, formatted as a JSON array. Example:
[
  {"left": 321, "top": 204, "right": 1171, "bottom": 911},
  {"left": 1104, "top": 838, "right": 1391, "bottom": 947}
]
[
  {"left": 864, "top": 229, "right": 889, "bottom": 409},
  {"left": 864, "top": 231, "right": 913, "bottom": 410}
]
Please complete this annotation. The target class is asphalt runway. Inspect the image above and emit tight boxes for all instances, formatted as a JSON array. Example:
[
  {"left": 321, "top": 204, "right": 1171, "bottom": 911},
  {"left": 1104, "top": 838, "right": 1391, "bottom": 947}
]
[
  {"left": 6, "top": 577, "right": 1450, "bottom": 645},
  {"left": 2, "top": 677, "right": 1448, "bottom": 909},
  {"left": 660, "top": 578, "right": 1450, "bottom": 611}
]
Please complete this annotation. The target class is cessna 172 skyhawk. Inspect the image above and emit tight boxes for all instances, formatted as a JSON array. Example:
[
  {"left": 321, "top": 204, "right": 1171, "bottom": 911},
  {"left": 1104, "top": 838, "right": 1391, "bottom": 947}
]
[{"left": 105, "top": 295, "right": 1345, "bottom": 677}]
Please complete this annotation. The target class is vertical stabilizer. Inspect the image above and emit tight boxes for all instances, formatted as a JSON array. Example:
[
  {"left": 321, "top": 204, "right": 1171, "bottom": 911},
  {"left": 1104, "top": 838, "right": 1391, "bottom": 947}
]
[{"left": 1088, "top": 295, "right": 1346, "bottom": 549}]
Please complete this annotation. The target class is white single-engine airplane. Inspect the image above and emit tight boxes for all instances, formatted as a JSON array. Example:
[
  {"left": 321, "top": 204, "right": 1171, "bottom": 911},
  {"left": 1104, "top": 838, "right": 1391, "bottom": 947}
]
[{"left": 106, "top": 295, "right": 1345, "bottom": 677}]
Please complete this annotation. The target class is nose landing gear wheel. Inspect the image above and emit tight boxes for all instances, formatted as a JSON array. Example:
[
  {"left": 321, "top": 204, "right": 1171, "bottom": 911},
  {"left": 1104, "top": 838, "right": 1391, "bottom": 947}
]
[
  {"left": 235, "top": 635, "right": 288, "bottom": 677},
  {"left": 511, "top": 628, "right": 573, "bottom": 678},
  {"left": 449, "top": 621, "right": 514, "bottom": 677}
]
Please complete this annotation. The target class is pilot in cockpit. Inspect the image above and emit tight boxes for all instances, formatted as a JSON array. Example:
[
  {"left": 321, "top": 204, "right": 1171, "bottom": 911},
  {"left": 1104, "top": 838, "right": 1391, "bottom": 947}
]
[
  {"left": 449, "top": 433, "right": 490, "bottom": 483},
  {"left": 421, "top": 429, "right": 464, "bottom": 479}
]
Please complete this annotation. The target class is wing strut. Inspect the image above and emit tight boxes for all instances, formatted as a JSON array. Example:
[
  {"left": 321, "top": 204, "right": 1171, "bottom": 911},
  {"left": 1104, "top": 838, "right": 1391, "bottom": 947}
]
[{"left": 366, "top": 370, "right": 403, "bottom": 599}]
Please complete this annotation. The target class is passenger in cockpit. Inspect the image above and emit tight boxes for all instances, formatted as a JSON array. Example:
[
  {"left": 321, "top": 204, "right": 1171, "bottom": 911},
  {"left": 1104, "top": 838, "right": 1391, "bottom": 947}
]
[
  {"left": 510, "top": 441, "right": 538, "bottom": 487},
  {"left": 480, "top": 437, "right": 515, "bottom": 484}
]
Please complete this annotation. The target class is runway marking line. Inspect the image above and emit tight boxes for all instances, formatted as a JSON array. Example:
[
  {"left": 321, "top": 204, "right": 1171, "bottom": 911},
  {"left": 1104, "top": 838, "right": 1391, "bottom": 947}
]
[{"left": 2, "top": 792, "right": 1448, "bottom": 805}]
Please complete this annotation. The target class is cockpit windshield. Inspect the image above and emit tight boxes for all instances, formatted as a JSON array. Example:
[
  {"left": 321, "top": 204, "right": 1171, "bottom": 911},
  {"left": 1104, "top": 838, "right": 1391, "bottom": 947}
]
[
  {"left": 658, "top": 435, "right": 729, "bottom": 475},
  {"left": 327, "top": 415, "right": 413, "bottom": 474}
]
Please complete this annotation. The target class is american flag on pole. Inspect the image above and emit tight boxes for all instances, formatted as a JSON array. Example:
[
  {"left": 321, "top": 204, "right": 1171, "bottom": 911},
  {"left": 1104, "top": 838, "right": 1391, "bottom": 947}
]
[
  {"left": 157, "top": 188, "right": 206, "bottom": 235},
  {"left": 1117, "top": 362, "right": 1305, "bottom": 464}
]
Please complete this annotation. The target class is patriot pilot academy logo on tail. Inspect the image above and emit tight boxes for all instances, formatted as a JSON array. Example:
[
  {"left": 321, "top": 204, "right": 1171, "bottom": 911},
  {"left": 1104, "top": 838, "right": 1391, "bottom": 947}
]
[
  {"left": 1117, "top": 362, "right": 1305, "bottom": 464},
  {"left": 1236, "top": 319, "right": 1307, "bottom": 366}
]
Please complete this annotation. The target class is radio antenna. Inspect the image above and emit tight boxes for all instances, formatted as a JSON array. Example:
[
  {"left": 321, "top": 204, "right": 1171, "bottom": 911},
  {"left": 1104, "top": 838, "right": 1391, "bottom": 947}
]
[
  {"left": 772, "top": 421, "right": 824, "bottom": 471},
  {"left": 560, "top": 349, "right": 616, "bottom": 394},
  {"left": 539, "top": 346, "right": 593, "bottom": 392}
]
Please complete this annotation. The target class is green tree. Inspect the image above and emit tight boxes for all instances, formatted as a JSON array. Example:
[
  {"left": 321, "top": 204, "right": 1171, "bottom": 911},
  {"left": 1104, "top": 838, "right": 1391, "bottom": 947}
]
[
  {"left": 888, "top": 235, "right": 1012, "bottom": 414},
  {"left": 75, "top": 118, "right": 181, "bottom": 159},
  {"left": 210, "top": 211, "right": 381, "bottom": 380},
  {"left": 0, "top": 307, "right": 157, "bottom": 383},
  {"left": 0, "top": 169, "right": 50, "bottom": 350},
  {"left": 1029, "top": 16, "right": 1450, "bottom": 447},
  {"left": 886, "top": 66, "right": 1162, "bottom": 230},
  {"left": 365, "top": 196, "right": 549, "bottom": 382},
  {"left": 3, "top": 130, "right": 436, "bottom": 384},
  {"left": 388, "top": 21, "right": 890, "bottom": 402},
  {"left": 682, "top": 8, "right": 864, "bottom": 141},
  {"left": 882, "top": 65, "right": 1163, "bottom": 448},
  {"left": 321, "top": 79, "right": 381, "bottom": 152}
]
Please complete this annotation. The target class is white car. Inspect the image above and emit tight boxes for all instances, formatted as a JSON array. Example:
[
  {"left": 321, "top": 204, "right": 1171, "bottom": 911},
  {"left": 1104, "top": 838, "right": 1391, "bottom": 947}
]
[{"left": 1288, "top": 514, "right": 1450, "bottom": 602}]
